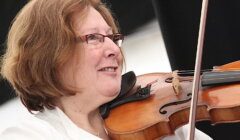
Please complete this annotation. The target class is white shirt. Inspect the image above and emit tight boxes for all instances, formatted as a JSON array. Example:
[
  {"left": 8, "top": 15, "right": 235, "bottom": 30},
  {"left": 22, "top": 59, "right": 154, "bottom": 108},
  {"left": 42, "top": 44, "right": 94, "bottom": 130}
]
[
  {"left": 0, "top": 107, "right": 101, "bottom": 140},
  {"left": 0, "top": 107, "right": 212, "bottom": 140}
]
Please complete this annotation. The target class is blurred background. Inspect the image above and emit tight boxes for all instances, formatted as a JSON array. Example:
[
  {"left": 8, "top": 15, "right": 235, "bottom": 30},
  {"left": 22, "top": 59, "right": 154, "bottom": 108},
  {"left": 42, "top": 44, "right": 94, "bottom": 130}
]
[{"left": 0, "top": 0, "right": 240, "bottom": 139}]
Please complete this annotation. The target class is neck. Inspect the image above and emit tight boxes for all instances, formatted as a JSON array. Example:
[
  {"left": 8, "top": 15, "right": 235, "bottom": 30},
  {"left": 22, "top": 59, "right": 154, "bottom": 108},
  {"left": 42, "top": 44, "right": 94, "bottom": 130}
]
[{"left": 57, "top": 94, "right": 109, "bottom": 139}]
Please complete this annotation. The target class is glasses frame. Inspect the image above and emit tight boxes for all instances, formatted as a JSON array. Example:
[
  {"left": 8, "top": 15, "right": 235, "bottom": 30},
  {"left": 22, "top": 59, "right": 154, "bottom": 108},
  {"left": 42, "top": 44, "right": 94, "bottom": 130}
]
[{"left": 76, "top": 33, "right": 124, "bottom": 47}]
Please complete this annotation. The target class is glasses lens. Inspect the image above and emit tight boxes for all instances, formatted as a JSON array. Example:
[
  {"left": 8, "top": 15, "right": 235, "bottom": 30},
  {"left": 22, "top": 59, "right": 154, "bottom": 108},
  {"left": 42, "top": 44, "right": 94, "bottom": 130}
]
[
  {"left": 80, "top": 33, "right": 124, "bottom": 47},
  {"left": 112, "top": 34, "right": 124, "bottom": 47},
  {"left": 115, "top": 40, "right": 123, "bottom": 47},
  {"left": 86, "top": 34, "right": 103, "bottom": 44}
]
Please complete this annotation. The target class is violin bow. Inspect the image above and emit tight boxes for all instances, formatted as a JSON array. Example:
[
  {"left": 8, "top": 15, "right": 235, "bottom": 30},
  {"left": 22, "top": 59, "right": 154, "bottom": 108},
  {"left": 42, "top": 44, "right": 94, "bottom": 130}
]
[{"left": 187, "top": 0, "right": 209, "bottom": 140}]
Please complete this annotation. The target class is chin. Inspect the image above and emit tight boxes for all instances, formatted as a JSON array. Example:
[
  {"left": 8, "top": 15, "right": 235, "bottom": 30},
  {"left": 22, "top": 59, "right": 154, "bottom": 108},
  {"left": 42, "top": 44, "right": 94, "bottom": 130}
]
[
  {"left": 105, "top": 88, "right": 120, "bottom": 97},
  {"left": 101, "top": 84, "right": 121, "bottom": 98},
  {"left": 97, "top": 79, "right": 121, "bottom": 101}
]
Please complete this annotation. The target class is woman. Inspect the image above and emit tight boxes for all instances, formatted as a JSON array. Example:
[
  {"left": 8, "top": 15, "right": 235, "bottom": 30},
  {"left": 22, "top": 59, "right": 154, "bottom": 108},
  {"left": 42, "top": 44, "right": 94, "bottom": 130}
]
[
  {"left": 0, "top": 0, "right": 211, "bottom": 139},
  {"left": 1, "top": 0, "right": 122, "bottom": 139}
]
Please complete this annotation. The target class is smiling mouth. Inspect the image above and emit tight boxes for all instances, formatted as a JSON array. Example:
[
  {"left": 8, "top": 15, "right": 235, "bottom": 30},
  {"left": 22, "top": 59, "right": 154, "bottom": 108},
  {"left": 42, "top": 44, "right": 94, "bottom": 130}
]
[{"left": 99, "top": 67, "right": 117, "bottom": 72}]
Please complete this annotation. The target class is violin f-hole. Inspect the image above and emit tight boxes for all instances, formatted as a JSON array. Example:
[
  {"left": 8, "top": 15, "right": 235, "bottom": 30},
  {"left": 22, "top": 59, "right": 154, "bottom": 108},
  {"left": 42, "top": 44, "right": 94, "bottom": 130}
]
[{"left": 159, "top": 93, "right": 192, "bottom": 114}]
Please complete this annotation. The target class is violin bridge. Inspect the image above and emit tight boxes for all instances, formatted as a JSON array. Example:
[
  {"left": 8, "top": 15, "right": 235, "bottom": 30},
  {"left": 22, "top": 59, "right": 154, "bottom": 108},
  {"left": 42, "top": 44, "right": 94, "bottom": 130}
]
[{"left": 172, "top": 70, "right": 181, "bottom": 95}]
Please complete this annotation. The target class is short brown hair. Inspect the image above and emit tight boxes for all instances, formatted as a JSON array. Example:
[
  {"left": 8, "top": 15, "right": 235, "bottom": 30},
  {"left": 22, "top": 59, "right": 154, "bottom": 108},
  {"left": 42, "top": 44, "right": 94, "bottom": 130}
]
[{"left": 1, "top": 0, "right": 120, "bottom": 112}]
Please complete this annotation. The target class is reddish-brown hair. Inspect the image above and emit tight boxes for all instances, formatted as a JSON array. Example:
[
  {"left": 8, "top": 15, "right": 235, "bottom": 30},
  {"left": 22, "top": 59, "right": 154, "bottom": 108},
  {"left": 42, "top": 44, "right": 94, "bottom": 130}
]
[{"left": 1, "top": 0, "right": 120, "bottom": 112}]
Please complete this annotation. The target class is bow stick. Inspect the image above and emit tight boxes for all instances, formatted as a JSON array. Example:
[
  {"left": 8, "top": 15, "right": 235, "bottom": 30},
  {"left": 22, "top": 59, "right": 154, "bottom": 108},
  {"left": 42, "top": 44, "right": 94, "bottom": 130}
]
[{"left": 187, "top": 0, "right": 209, "bottom": 140}]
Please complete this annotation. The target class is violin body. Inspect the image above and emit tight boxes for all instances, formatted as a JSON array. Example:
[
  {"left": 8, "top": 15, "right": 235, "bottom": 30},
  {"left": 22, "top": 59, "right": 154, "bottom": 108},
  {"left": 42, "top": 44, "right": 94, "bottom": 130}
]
[{"left": 104, "top": 61, "right": 240, "bottom": 140}]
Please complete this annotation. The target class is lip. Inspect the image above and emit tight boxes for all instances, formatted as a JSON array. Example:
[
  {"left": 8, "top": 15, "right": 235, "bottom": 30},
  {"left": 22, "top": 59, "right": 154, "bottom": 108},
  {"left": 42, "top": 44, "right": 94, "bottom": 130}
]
[{"left": 98, "top": 66, "right": 118, "bottom": 72}]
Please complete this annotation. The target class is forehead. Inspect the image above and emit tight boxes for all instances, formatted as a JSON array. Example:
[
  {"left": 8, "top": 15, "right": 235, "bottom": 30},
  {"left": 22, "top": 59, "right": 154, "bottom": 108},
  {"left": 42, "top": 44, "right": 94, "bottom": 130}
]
[{"left": 72, "top": 6, "right": 112, "bottom": 35}]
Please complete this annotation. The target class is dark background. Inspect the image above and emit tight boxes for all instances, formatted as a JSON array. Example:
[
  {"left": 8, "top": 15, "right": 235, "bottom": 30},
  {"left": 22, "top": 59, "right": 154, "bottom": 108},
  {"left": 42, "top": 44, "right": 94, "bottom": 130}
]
[
  {"left": 0, "top": 0, "right": 29, "bottom": 106},
  {"left": 1, "top": 0, "right": 240, "bottom": 139}
]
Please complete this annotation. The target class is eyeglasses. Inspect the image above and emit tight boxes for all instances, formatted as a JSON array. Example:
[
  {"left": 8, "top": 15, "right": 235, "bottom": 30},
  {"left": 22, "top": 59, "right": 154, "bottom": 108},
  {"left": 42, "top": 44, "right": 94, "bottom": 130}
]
[{"left": 76, "top": 33, "right": 124, "bottom": 47}]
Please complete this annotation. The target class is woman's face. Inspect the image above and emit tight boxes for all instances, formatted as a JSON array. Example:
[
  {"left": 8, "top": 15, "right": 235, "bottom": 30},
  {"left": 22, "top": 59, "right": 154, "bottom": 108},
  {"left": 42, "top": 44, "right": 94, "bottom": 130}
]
[{"left": 61, "top": 7, "right": 123, "bottom": 101}]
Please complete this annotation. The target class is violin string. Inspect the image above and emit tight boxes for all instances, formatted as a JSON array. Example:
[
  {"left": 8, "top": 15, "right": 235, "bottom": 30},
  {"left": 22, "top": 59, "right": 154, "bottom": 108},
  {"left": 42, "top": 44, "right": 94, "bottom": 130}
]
[
  {"left": 176, "top": 68, "right": 240, "bottom": 81},
  {"left": 176, "top": 69, "right": 212, "bottom": 75},
  {"left": 202, "top": 71, "right": 240, "bottom": 81},
  {"left": 177, "top": 68, "right": 240, "bottom": 75}
]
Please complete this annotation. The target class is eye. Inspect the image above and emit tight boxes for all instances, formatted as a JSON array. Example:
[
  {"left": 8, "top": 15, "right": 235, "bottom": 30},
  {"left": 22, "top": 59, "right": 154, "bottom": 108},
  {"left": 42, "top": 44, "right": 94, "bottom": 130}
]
[{"left": 87, "top": 34, "right": 99, "bottom": 41}]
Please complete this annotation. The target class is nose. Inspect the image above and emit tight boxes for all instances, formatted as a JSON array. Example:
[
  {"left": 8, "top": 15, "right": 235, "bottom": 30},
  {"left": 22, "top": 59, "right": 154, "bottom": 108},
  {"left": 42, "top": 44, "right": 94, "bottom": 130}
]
[{"left": 104, "top": 37, "right": 122, "bottom": 58}]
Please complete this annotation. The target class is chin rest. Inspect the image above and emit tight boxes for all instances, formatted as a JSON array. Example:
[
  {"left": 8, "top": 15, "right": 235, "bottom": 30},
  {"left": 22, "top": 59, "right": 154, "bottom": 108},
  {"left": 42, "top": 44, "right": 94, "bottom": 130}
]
[{"left": 100, "top": 71, "right": 151, "bottom": 119}]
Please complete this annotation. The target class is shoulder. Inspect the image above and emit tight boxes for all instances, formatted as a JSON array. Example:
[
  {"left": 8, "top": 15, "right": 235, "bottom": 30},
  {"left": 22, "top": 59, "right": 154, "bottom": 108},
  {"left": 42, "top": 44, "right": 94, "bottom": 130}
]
[{"left": 0, "top": 115, "right": 63, "bottom": 140}]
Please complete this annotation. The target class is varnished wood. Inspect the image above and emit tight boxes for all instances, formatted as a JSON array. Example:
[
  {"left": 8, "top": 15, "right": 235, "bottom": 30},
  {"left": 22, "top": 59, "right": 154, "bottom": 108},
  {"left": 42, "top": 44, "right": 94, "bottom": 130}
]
[{"left": 104, "top": 61, "right": 240, "bottom": 140}]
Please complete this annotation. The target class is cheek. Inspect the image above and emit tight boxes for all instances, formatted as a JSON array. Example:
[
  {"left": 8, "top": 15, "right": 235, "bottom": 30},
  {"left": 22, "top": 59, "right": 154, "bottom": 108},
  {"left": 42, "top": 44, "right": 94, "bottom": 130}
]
[
  {"left": 73, "top": 52, "right": 100, "bottom": 88},
  {"left": 81, "top": 46, "right": 102, "bottom": 65}
]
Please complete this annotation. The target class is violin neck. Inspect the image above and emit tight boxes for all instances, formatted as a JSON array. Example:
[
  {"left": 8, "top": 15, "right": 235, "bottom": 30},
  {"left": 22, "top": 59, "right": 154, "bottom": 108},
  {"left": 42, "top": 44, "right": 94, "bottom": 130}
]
[{"left": 201, "top": 71, "right": 240, "bottom": 86}]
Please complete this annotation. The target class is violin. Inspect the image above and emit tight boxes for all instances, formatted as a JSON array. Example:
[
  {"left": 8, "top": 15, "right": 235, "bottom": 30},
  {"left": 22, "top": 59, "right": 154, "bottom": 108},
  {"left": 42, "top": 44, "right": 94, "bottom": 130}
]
[{"left": 104, "top": 60, "right": 240, "bottom": 140}]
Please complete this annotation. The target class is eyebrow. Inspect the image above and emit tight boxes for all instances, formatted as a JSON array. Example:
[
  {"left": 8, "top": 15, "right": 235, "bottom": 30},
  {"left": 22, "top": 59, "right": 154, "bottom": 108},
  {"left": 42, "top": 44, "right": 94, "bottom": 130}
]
[{"left": 81, "top": 27, "right": 113, "bottom": 35}]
